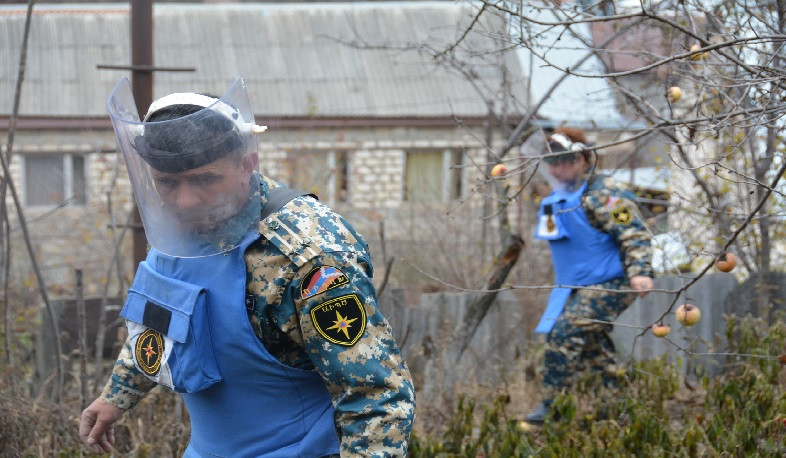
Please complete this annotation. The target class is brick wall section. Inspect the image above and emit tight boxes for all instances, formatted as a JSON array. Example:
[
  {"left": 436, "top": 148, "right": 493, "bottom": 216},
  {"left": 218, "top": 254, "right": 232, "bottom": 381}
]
[
  {"left": 258, "top": 148, "right": 287, "bottom": 181},
  {"left": 7, "top": 154, "right": 22, "bottom": 205},
  {"left": 86, "top": 151, "right": 133, "bottom": 212},
  {"left": 351, "top": 148, "right": 405, "bottom": 208}
]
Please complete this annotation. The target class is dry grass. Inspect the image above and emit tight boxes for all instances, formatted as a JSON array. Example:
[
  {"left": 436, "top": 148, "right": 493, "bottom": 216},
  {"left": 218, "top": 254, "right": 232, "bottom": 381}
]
[
  {"left": 412, "top": 353, "right": 547, "bottom": 439},
  {"left": 0, "top": 392, "right": 83, "bottom": 456},
  {"left": 0, "top": 382, "right": 189, "bottom": 457}
]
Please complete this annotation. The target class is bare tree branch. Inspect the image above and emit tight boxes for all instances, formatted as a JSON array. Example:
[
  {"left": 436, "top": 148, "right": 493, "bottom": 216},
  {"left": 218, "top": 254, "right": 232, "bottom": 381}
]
[{"left": 0, "top": 0, "right": 64, "bottom": 403}]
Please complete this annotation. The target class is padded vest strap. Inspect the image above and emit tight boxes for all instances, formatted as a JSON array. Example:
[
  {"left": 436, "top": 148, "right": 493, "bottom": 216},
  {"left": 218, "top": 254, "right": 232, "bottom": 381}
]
[{"left": 261, "top": 187, "right": 316, "bottom": 220}]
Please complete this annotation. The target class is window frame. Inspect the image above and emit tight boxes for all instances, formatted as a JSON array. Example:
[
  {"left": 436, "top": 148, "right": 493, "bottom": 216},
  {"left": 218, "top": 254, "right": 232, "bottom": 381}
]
[
  {"left": 404, "top": 148, "right": 465, "bottom": 203},
  {"left": 284, "top": 149, "right": 350, "bottom": 205},
  {"left": 21, "top": 152, "right": 88, "bottom": 208}
]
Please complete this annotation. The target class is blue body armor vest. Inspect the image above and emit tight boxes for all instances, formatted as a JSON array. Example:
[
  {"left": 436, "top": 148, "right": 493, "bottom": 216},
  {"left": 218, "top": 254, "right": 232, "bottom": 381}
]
[
  {"left": 121, "top": 230, "right": 340, "bottom": 457},
  {"left": 533, "top": 181, "right": 625, "bottom": 333}
]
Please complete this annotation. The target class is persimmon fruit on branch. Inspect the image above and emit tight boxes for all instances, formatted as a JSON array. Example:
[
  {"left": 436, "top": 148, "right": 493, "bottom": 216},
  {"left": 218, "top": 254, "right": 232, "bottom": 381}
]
[
  {"left": 666, "top": 86, "right": 682, "bottom": 103},
  {"left": 676, "top": 304, "right": 701, "bottom": 327},
  {"left": 490, "top": 163, "right": 507, "bottom": 178},
  {"left": 715, "top": 252, "right": 737, "bottom": 272},
  {"left": 651, "top": 323, "right": 671, "bottom": 338}
]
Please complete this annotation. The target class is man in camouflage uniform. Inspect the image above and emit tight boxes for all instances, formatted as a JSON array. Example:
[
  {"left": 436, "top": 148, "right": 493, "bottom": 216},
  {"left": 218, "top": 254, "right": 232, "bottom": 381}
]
[
  {"left": 80, "top": 78, "right": 415, "bottom": 456},
  {"left": 525, "top": 127, "right": 654, "bottom": 424}
]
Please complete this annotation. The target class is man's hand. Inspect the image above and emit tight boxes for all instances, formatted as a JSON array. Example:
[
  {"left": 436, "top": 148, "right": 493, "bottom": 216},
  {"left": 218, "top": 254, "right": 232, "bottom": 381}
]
[
  {"left": 630, "top": 275, "right": 654, "bottom": 297},
  {"left": 79, "top": 398, "right": 125, "bottom": 454}
]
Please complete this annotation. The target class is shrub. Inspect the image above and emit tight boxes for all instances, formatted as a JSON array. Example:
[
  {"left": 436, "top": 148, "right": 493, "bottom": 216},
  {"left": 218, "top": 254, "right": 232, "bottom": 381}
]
[{"left": 409, "top": 318, "right": 786, "bottom": 457}]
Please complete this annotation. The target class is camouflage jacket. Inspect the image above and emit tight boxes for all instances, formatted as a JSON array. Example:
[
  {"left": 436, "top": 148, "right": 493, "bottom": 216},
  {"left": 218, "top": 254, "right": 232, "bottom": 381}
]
[
  {"left": 582, "top": 171, "right": 654, "bottom": 279},
  {"left": 101, "top": 176, "right": 416, "bottom": 457}
]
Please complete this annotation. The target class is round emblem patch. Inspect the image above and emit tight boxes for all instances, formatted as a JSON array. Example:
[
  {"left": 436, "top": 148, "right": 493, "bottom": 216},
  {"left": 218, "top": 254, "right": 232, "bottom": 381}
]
[
  {"left": 610, "top": 204, "right": 633, "bottom": 225},
  {"left": 310, "top": 294, "right": 367, "bottom": 347},
  {"left": 135, "top": 329, "right": 164, "bottom": 376}
]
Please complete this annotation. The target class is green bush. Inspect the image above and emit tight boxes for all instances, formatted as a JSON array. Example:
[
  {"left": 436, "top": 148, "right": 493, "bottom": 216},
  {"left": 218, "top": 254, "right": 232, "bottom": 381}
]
[{"left": 410, "top": 317, "right": 786, "bottom": 457}]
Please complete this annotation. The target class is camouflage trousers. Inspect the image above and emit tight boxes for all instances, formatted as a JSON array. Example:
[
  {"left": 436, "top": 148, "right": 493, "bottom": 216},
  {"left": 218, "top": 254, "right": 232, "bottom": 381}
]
[{"left": 542, "top": 277, "right": 636, "bottom": 395}]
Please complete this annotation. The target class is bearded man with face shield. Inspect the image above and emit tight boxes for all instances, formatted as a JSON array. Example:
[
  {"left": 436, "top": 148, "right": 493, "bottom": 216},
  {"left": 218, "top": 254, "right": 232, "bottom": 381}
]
[
  {"left": 521, "top": 127, "right": 655, "bottom": 425},
  {"left": 79, "top": 78, "right": 415, "bottom": 457}
]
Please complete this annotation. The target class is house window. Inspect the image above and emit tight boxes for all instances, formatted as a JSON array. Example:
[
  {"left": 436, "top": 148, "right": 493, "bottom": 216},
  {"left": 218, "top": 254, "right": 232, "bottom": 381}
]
[
  {"left": 404, "top": 149, "right": 464, "bottom": 202},
  {"left": 23, "top": 153, "right": 87, "bottom": 207},
  {"left": 284, "top": 150, "right": 349, "bottom": 204}
]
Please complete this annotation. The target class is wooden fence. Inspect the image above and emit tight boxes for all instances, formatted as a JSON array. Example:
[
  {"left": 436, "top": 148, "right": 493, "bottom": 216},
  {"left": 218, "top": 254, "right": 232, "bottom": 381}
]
[
  {"left": 379, "top": 272, "right": 785, "bottom": 389},
  {"left": 35, "top": 273, "right": 782, "bottom": 397}
]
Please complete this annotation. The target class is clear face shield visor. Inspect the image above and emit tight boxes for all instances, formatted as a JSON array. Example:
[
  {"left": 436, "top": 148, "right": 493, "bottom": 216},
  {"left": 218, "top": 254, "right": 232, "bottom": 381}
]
[
  {"left": 107, "top": 77, "right": 266, "bottom": 257},
  {"left": 520, "top": 129, "right": 586, "bottom": 193}
]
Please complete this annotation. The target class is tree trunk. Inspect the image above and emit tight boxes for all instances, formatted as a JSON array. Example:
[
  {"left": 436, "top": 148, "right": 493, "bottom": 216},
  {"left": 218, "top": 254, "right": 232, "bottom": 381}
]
[{"left": 422, "top": 234, "right": 524, "bottom": 402}]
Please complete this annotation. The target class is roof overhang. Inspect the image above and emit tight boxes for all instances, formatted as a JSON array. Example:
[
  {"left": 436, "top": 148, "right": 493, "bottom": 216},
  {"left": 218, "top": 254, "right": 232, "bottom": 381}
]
[{"left": 0, "top": 115, "right": 522, "bottom": 131}]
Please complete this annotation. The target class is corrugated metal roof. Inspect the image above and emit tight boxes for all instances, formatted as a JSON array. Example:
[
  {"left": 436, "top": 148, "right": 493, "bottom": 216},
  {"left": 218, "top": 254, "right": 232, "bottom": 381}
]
[
  {"left": 1, "top": 2, "right": 528, "bottom": 118},
  {"left": 517, "top": 4, "right": 640, "bottom": 130}
]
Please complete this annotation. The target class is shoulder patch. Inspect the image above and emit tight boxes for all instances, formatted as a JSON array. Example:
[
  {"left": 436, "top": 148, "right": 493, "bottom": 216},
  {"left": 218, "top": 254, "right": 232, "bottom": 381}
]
[
  {"left": 135, "top": 329, "right": 164, "bottom": 376},
  {"left": 610, "top": 203, "right": 633, "bottom": 225},
  {"left": 310, "top": 294, "right": 366, "bottom": 346},
  {"left": 300, "top": 265, "right": 349, "bottom": 300}
]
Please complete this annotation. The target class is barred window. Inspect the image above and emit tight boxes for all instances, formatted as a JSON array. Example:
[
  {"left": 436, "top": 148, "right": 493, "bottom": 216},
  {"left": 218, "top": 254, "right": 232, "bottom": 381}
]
[
  {"left": 404, "top": 149, "right": 464, "bottom": 202},
  {"left": 23, "top": 153, "right": 87, "bottom": 207},
  {"left": 284, "top": 150, "right": 349, "bottom": 204}
]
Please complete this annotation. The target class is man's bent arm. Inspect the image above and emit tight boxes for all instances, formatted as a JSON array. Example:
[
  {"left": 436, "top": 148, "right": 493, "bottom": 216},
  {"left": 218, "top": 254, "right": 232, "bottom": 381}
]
[
  {"left": 292, "top": 253, "right": 416, "bottom": 457},
  {"left": 584, "top": 178, "right": 654, "bottom": 279},
  {"left": 100, "top": 340, "right": 158, "bottom": 409}
]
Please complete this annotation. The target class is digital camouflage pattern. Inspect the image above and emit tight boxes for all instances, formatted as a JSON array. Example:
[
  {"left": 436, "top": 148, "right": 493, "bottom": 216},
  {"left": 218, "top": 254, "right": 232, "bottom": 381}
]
[
  {"left": 582, "top": 174, "right": 653, "bottom": 280},
  {"left": 248, "top": 178, "right": 415, "bottom": 456},
  {"left": 542, "top": 277, "right": 635, "bottom": 393},
  {"left": 101, "top": 342, "right": 157, "bottom": 409},
  {"left": 542, "top": 172, "right": 653, "bottom": 394},
  {"left": 101, "top": 176, "right": 415, "bottom": 457}
]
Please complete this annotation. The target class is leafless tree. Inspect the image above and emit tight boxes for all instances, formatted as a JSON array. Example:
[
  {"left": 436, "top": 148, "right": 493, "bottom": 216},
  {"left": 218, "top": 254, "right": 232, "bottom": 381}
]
[{"left": 400, "top": 0, "right": 786, "bottom": 402}]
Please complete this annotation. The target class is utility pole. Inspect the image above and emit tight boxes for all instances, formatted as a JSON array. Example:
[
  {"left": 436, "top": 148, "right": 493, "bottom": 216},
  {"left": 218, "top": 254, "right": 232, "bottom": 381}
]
[{"left": 130, "top": 0, "right": 153, "bottom": 267}]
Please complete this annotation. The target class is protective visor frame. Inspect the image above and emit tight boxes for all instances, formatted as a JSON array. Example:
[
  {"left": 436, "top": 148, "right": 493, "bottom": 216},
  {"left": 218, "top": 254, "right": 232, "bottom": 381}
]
[
  {"left": 542, "top": 151, "right": 582, "bottom": 165},
  {"left": 106, "top": 76, "right": 265, "bottom": 258},
  {"left": 542, "top": 132, "right": 590, "bottom": 165}
]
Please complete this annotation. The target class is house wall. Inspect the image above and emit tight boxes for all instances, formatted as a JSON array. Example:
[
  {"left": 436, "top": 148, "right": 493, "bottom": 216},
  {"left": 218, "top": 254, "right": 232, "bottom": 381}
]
[
  {"left": 257, "top": 144, "right": 408, "bottom": 208},
  {"left": 258, "top": 125, "right": 505, "bottom": 254},
  {"left": 3, "top": 122, "right": 507, "bottom": 297},
  {"left": 350, "top": 148, "right": 406, "bottom": 208},
  {"left": 2, "top": 129, "right": 133, "bottom": 298}
]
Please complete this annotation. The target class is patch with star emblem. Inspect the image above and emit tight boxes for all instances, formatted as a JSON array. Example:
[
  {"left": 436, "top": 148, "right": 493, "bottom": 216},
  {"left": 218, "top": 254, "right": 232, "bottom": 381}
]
[
  {"left": 135, "top": 328, "right": 164, "bottom": 376},
  {"left": 310, "top": 294, "right": 366, "bottom": 346},
  {"left": 610, "top": 202, "right": 633, "bottom": 225},
  {"left": 300, "top": 265, "right": 349, "bottom": 300}
]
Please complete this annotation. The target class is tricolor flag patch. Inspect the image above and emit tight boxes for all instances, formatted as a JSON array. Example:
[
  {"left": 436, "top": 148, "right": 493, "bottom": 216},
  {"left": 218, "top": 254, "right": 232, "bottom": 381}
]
[
  {"left": 605, "top": 196, "right": 620, "bottom": 209},
  {"left": 300, "top": 266, "right": 349, "bottom": 300}
]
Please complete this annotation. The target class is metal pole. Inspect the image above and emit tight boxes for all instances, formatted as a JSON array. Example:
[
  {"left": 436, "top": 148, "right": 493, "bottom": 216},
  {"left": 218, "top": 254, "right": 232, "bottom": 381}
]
[{"left": 130, "top": 0, "right": 153, "bottom": 266}]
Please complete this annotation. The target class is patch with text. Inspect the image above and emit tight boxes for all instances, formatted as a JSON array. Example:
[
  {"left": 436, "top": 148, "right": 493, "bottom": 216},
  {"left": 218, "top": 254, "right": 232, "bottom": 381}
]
[
  {"left": 300, "top": 265, "right": 349, "bottom": 300},
  {"left": 135, "top": 329, "right": 164, "bottom": 376},
  {"left": 310, "top": 294, "right": 366, "bottom": 346}
]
